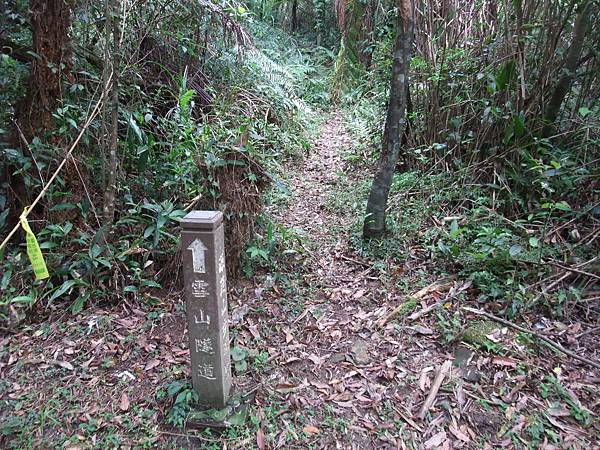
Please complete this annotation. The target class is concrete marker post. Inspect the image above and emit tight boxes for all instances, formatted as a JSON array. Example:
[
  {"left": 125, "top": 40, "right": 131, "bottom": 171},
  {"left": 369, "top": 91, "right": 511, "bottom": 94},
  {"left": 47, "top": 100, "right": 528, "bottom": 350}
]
[{"left": 181, "top": 211, "right": 231, "bottom": 408}]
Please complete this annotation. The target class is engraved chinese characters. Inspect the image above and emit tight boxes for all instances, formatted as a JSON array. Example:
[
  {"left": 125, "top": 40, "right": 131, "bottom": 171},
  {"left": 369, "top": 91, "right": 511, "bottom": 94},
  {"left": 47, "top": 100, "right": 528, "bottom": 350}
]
[{"left": 181, "top": 211, "right": 232, "bottom": 408}]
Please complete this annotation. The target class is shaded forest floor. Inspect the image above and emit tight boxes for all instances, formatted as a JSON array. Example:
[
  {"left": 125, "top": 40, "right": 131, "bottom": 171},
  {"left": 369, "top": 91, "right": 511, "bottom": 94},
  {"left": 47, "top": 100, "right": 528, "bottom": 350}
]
[{"left": 1, "top": 114, "right": 599, "bottom": 449}]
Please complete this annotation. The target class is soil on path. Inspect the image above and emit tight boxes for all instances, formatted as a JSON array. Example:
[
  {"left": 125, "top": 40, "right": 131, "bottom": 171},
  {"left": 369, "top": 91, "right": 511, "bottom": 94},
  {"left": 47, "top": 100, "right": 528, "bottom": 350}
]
[
  {"left": 277, "top": 113, "right": 348, "bottom": 239},
  {"left": 235, "top": 113, "right": 454, "bottom": 448}
]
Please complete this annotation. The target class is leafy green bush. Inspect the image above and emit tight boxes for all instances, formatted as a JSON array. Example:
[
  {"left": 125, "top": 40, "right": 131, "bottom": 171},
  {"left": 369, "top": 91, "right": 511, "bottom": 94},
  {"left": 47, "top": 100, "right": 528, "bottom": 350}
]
[{"left": 0, "top": 12, "right": 329, "bottom": 324}]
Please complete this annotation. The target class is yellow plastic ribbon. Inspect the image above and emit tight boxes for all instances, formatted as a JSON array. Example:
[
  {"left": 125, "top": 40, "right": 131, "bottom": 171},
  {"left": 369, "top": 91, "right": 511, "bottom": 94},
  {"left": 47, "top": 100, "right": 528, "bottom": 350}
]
[{"left": 20, "top": 208, "right": 49, "bottom": 280}]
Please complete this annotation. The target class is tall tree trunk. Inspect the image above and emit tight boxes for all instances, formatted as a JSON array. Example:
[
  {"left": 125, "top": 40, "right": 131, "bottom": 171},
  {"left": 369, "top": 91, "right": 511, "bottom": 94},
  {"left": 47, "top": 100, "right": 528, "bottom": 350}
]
[
  {"left": 6, "top": 0, "right": 72, "bottom": 230},
  {"left": 542, "top": 1, "right": 590, "bottom": 137},
  {"left": 363, "top": 0, "right": 414, "bottom": 238},
  {"left": 16, "top": 0, "right": 73, "bottom": 136},
  {"left": 102, "top": 0, "right": 121, "bottom": 226}
]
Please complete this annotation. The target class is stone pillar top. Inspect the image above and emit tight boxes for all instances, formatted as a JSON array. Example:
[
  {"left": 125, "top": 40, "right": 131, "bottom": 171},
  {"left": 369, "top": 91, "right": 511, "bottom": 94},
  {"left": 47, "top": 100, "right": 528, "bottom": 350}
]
[{"left": 182, "top": 211, "right": 223, "bottom": 230}]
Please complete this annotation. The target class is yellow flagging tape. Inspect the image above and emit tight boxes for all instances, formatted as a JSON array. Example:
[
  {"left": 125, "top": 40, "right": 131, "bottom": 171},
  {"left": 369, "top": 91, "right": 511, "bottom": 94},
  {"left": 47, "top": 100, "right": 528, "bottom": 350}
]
[{"left": 20, "top": 209, "right": 49, "bottom": 280}]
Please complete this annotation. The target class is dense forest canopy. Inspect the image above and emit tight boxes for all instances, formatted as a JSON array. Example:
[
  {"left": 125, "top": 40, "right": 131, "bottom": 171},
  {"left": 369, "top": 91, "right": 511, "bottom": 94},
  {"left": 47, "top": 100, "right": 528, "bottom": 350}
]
[{"left": 0, "top": 0, "right": 599, "bottom": 448}]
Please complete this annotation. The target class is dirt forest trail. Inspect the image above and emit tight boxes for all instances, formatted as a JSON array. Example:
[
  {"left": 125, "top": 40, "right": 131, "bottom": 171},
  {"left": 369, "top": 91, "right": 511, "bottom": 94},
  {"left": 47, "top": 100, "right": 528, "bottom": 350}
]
[
  {"left": 273, "top": 112, "right": 382, "bottom": 313},
  {"left": 236, "top": 113, "right": 461, "bottom": 448},
  {"left": 275, "top": 113, "right": 357, "bottom": 274},
  {"left": 3, "top": 1, "right": 600, "bottom": 447},
  {"left": 237, "top": 113, "right": 599, "bottom": 449}
]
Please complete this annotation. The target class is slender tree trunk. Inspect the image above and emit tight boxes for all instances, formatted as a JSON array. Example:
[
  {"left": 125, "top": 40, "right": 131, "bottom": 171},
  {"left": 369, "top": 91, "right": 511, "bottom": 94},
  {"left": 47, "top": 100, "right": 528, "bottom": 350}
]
[
  {"left": 332, "top": 0, "right": 368, "bottom": 99},
  {"left": 361, "top": 0, "right": 376, "bottom": 68},
  {"left": 102, "top": 0, "right": 121, "bottom": 226},
  {"left": 363, "top": 0, "right": 414, "bottom": 238},
  {"left": 542, "top": 1, "right": 590, "bottom": 137},
  {"left": 314, "top": 0, "right": 323, "bottom": 46},
  {"left": 291, "top": 0, "right": 298, "bottom": 32}
]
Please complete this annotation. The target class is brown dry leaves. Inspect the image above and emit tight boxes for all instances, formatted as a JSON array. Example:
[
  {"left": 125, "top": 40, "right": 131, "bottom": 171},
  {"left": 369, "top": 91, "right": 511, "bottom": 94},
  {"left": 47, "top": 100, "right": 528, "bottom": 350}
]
[{"left": 228, "top": 115, "right": 599, "bottom": 448}]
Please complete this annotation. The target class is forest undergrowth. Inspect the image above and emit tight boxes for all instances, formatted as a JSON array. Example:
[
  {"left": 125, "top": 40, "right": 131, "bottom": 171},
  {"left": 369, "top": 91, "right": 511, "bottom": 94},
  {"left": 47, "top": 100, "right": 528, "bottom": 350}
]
[{"left": 1, "top": 1, "right": 599, "bottom": 448}]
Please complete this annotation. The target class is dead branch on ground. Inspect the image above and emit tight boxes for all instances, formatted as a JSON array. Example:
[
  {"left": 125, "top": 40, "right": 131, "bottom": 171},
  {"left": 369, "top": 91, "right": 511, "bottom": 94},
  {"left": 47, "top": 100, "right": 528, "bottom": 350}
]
[
  {"left": 418, "top": 360, "right": 452, "bottom": 419},
  {"left": 378, "top": 278, "right": 456, "bottom": 327},
  {"left": 462, "top": 307, "right": 600, "bottom": 370}
]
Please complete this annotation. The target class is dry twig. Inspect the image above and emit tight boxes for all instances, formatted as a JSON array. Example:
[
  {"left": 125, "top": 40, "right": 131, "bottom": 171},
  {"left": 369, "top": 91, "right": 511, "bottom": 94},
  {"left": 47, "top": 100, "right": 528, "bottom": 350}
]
[
  {"left": 546, "top": 261, "right": 600, "bottom": 281},
  {"left": 531, "top": 271, "right": 572, "bottom": 306},
  {"left": 418, "top": 360, "right": 452, "bottom": 419}
]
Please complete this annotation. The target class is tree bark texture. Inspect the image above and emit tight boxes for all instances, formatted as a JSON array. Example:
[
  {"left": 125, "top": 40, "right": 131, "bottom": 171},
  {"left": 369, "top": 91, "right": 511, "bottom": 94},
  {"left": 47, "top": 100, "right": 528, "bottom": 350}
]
[
  {"left": 102, "top": 0, "right": 121, "bottom": 226},
  {"left": 542, "top": 1, "right": 590, "bottom": 137},
  {"left": 5, "top": 0, "right": 72, "bottom": 231},
  {"left": 363, "top": 0, "right": 414, "bottom": 238},
  {"left": 15, "top": 0, "right": 73, "bottom": 137}
]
